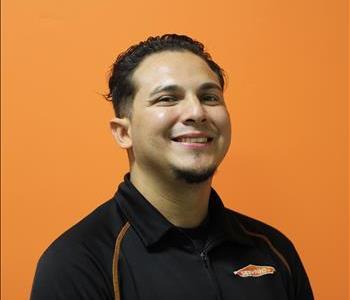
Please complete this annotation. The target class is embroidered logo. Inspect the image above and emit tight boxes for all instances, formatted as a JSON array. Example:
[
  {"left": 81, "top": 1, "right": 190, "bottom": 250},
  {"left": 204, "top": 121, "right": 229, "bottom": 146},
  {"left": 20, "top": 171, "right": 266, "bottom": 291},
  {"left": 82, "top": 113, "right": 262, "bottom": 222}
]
[{"left": 233, "top": 264, "right": 276, "bottom": 278}]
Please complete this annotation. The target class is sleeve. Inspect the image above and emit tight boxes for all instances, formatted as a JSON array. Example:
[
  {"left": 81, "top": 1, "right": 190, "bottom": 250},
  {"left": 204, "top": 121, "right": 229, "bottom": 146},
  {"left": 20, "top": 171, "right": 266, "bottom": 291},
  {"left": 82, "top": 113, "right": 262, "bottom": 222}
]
[
  {"left": 288, "top": 243, "right": 314, "bottom": 300},
  {"left": 30, "top": 241, "right": 113, "bottom": 300}
]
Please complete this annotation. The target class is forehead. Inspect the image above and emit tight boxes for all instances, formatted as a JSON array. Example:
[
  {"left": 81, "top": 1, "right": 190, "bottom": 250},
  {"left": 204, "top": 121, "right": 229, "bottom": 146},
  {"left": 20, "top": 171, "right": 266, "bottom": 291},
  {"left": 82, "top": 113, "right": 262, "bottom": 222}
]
[{"left": 131, "top": 51, "right": 221, "bottom": 93}]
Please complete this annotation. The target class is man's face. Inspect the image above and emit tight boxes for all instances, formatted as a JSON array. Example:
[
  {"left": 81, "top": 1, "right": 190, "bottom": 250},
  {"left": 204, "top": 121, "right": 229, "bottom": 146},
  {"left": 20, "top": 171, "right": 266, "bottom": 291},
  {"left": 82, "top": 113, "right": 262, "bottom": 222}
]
[{"left": 126, "top": 51, "right": 231, "bottom": 183}]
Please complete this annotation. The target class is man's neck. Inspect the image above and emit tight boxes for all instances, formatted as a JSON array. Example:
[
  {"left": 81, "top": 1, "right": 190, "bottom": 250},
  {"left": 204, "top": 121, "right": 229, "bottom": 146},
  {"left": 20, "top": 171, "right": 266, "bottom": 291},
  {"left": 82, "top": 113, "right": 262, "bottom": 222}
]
[{"left": 130, "top": 167, "right": 212, "bottom": 228}]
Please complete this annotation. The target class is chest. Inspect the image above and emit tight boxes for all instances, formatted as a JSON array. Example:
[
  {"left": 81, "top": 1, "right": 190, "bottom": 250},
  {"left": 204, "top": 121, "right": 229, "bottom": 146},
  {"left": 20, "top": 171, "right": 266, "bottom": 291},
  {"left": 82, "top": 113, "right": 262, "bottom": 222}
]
[{"left": 118, "top": 232, "right": 290, "bottom": 300}]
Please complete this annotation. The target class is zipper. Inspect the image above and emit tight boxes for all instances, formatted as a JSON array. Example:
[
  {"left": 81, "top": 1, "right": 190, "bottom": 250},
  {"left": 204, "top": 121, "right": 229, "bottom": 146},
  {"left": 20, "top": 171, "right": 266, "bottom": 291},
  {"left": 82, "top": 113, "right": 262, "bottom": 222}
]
[
  {"left": 199, "top": 249, "right": 224, "bottom": 300},
  {"left": 200, "top": 251, "right": 209, "bottom": 268}
]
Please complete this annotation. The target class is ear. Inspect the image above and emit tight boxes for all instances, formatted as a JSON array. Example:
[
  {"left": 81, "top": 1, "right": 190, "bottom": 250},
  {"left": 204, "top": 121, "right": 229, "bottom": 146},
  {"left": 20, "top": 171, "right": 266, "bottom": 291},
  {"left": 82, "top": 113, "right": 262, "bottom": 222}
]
[{"left": 110, "top": 117, "right": 132, "bottom": 149}]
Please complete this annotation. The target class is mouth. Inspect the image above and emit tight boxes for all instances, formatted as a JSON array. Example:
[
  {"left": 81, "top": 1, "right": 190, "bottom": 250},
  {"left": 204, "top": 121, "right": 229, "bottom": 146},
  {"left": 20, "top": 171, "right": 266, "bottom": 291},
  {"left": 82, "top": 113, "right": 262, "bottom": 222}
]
[
  {"left": 170, "top": 132, "right": 214, "bottom": 148},
  {"left": 171, "top": 137, "right": 213, "bottom": 144}
]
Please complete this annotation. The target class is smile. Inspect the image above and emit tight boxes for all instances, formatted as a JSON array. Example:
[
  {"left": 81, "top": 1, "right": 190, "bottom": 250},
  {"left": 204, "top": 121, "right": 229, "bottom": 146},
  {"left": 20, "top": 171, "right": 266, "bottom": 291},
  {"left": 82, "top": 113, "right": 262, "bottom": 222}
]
[
  {"left": 170, "top": 133, "right": 214, "bottom": 149},
  {"left": 172, "top": 137, "right": 213, "bottom": 144}
]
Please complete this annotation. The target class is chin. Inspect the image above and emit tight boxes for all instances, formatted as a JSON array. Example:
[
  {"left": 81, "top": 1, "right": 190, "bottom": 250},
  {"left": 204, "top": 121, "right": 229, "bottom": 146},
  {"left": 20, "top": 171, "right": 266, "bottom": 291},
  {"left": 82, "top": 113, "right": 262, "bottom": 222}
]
[{"left": 170, "top": 166, "right": 217, "bottom": 184}]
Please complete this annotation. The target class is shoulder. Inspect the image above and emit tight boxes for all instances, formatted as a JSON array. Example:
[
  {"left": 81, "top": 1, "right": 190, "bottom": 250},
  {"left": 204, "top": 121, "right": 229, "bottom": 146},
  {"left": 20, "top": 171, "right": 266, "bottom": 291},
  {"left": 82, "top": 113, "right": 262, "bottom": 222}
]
[
  {"left": 44, "top": 197, "right": 124, "bottom": 256},
  {"left": 225, "top": 208, "right": 301, "bottom": 272},
  {"left": 226, "top": 209, "right": 296, "bottom": 255},
  {"left": 31, "top": 198, "right": 125, "bottom": 300},
  {"left": 224, "top": 208, "right": 314, "bottom": 299}
]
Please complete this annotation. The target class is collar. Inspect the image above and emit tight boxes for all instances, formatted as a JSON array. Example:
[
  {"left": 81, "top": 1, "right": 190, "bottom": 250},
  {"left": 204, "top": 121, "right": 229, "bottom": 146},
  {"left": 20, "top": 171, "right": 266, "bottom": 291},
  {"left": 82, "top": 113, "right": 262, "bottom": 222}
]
[{"left": 115, "top": 173, "right": 254, "bottom": 249}]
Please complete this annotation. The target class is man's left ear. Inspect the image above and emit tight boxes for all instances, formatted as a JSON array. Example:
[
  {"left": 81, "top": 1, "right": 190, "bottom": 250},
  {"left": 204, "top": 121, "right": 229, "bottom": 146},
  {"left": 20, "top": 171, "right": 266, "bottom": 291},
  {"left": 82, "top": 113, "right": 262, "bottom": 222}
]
[{"left": 110, "top": 117, "right": 132, "bottom": 149}]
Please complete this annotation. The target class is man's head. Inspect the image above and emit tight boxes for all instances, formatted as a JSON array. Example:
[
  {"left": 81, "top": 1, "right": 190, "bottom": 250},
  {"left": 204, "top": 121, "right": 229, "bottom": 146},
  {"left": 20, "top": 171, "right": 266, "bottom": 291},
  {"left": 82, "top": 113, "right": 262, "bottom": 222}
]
[
  {"left": 108, "top": 34, "right": 231, "bottom": 184},
  {"left": 106, "top": 34, "right": 225, "bottom": 118}
]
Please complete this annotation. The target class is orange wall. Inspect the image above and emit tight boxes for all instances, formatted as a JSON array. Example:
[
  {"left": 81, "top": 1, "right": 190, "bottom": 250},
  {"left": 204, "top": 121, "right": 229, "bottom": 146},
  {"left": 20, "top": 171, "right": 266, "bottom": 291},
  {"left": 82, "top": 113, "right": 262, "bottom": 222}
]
[{"left": 1, "top": 0, "right": 348, "bottom": 299}]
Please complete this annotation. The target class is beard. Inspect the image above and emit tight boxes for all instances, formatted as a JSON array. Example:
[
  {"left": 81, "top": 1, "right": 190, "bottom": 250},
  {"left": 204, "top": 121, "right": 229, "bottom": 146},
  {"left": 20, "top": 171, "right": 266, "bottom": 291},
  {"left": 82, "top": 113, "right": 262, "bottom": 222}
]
[{"left": 171, "top": 166, "right": 217, "bottom": 184}]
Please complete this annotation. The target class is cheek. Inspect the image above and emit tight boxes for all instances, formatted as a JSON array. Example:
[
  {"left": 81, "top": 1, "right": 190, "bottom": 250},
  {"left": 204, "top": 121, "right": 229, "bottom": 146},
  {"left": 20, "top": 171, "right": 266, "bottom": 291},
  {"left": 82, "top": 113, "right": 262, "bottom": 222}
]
[
  {"left": 147, "top": 108, "right": 178, "bottom": 129},
  {"left": 132, "top": 108, "right": 178, "bottom": 139},
  {"left": 152, "top": 110, "right": 168, "bottom": 123},
  {"left": 213, "top": 109, "right": 231, "bottom": 135}
]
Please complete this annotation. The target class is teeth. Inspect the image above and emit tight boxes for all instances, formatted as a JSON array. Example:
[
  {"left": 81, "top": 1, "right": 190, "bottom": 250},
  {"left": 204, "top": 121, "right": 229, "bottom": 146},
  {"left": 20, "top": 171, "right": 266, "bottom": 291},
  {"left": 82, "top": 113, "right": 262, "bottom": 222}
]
[{"left": 177, "top": 137, "right": 209, "bottom": 143}]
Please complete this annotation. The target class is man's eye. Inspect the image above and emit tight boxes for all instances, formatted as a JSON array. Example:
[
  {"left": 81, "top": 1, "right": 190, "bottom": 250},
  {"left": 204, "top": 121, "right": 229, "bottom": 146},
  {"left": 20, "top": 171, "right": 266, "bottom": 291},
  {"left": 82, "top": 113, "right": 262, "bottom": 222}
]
[
  {"left": 202, "top": 94, "right": 220, "bottom": 103},
  {"left": 157, "top": 96, "right": 178, "bottom": 103}
]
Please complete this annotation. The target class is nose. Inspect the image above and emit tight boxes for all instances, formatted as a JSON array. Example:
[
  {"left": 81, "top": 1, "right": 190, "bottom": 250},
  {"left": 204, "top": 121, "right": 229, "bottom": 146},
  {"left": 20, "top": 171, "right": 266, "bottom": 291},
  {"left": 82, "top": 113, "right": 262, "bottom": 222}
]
[{"left": 181, "top": 95, "right": 207, "bottom": 124}]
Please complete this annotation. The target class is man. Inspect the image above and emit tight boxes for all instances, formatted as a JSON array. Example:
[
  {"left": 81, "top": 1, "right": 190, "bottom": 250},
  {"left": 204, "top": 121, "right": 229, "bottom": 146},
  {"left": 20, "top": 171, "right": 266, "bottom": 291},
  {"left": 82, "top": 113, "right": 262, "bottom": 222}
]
[{"left": 31, "top": 34, "right": 314, "bottom": 300}]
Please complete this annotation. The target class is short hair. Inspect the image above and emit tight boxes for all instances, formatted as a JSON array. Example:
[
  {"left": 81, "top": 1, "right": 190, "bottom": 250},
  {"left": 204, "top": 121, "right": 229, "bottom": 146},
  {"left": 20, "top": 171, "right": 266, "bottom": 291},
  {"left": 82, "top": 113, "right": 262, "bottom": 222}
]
[{"left": 105, "top": 34, "right": 226, "bottom": 118}]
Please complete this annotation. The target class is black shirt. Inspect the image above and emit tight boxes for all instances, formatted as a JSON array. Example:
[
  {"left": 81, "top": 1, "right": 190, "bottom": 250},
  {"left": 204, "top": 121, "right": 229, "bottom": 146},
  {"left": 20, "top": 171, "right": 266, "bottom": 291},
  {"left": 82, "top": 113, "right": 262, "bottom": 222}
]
[
  {"left": 30, "top": 174, "right": 314, "bottom": 300},
  {"left": 178, "top": 210, "right": 210, "bottom": 252}
]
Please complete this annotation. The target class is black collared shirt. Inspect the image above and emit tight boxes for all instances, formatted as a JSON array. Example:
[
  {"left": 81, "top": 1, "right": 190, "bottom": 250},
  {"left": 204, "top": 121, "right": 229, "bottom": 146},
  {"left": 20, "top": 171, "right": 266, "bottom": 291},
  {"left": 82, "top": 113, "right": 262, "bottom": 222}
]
[{"left": 31, "top": 174, "right": 314, "bottom": 300}]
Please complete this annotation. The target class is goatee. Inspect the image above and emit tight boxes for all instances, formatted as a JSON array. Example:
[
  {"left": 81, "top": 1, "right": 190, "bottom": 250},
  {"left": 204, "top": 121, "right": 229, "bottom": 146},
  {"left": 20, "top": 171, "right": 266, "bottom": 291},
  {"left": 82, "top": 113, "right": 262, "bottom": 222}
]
[{"left": 171, "top": 167, "right": 217, "bottom": 184}]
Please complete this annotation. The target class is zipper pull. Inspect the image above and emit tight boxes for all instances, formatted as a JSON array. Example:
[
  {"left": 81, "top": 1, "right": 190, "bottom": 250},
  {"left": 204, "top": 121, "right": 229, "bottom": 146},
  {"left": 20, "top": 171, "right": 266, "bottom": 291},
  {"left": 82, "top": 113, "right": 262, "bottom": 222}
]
[{"left": 200, "top": 251, "right": 209, "bottom": 268}]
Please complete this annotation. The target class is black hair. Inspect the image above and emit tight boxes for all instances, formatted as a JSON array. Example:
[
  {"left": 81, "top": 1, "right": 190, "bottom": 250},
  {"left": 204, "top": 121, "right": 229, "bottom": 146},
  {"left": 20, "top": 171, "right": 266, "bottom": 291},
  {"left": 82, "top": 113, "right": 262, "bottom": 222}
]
[{"left": 105, "top": 34, "right": 225, "bottom": 118}]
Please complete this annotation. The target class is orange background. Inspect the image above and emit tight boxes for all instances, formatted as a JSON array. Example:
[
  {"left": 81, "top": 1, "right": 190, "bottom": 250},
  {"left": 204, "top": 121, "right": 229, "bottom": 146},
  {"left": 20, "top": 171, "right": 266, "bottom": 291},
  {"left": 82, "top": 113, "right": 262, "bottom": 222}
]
[{"left": 1, "top": 0, "right": 348, "bottom": 299}]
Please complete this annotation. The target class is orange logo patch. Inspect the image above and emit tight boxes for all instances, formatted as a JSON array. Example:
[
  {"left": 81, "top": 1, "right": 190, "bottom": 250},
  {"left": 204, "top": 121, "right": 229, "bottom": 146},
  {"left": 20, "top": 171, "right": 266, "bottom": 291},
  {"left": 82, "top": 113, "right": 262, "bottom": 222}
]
[{"left": 233, "top": 264, "right": 276, "bottom": 278}]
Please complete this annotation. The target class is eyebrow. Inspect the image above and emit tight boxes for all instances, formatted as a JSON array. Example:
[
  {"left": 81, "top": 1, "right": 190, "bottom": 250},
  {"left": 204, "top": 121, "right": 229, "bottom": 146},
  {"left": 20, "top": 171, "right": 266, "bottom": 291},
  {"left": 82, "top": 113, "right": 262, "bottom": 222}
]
[
  {"left": 198, "top": 82, "right": 223, "bottom": 92},
  {"left": 149, "top": 85, "right": 183, "bottom": 97},
  {"left": 149, "top": 82, "right": 222, "bottom": 97}
]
